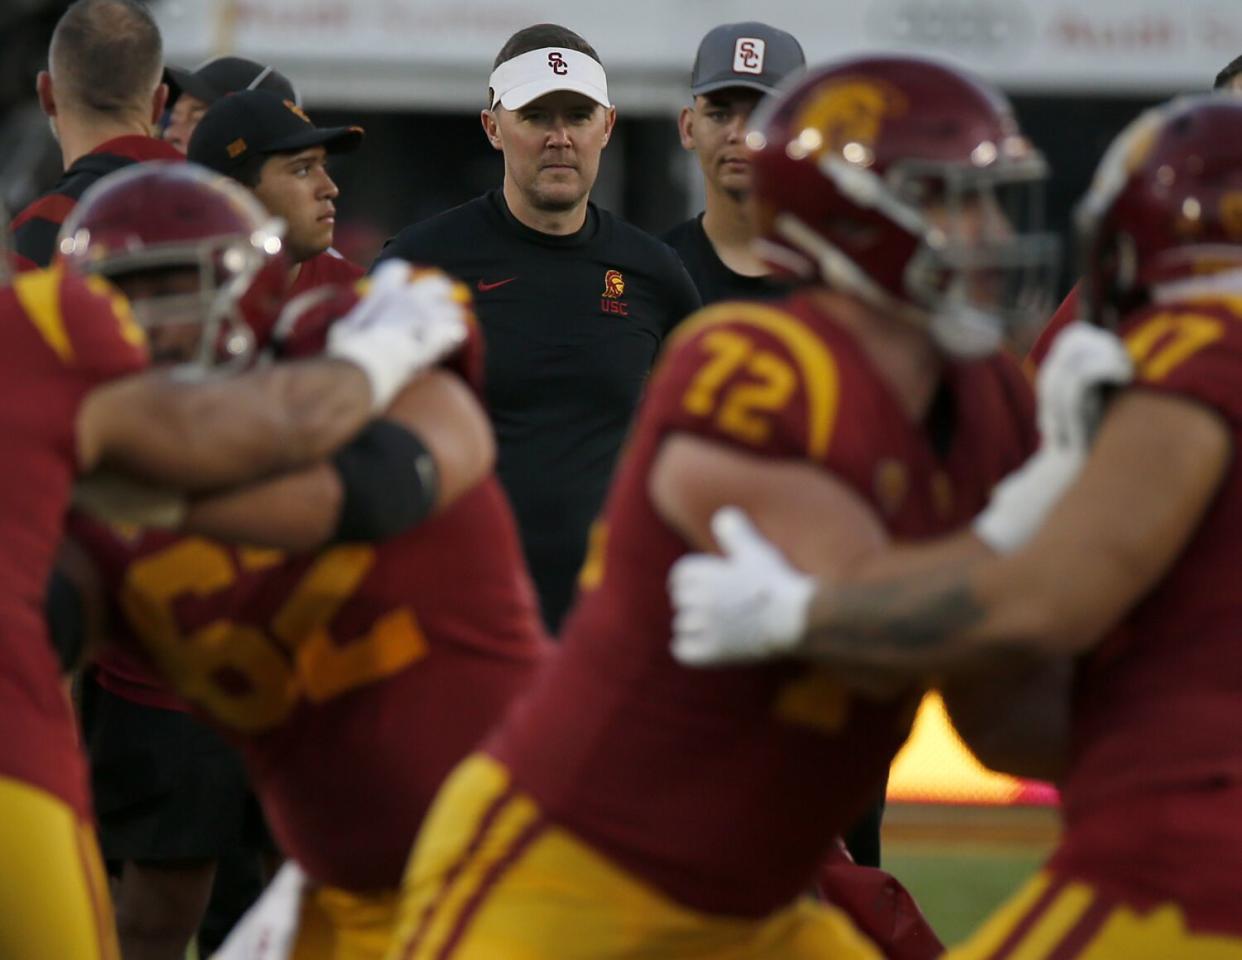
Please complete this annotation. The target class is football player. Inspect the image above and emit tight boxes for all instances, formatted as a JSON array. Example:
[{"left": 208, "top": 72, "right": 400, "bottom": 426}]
[
  {"left": 670, "top": 95, "right": 1242, "bottom": 958},
  {"left": 89, "top": 88, "right": 365, "bottom": 958},
  {"left": 62, "top": 162, "right": 551, "bottom": 960},
  {"left": 0, "top": 165, "right": 466, "bottom": 959},
  {"left": 1028, "top": 59, "right": 1242, "bottom": 371},
  {"left": 383, "top": 55, "right": 1060, "bottom": 960}
]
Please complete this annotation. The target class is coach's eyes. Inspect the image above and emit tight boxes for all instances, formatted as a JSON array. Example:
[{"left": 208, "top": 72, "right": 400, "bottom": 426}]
[{"left": 706, "top": 110, "right": 729, "bottom": 123}]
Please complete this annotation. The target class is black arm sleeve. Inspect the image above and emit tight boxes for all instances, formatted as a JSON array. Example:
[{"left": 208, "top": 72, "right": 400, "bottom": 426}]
[{"left": 330, "top": 419, "right": 440, "bottom": 543}]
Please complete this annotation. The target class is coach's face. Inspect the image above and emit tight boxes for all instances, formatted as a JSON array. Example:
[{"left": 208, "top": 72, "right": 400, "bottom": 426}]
[{"left": 485, "top": 91, "right": 616, "bottom": 212}]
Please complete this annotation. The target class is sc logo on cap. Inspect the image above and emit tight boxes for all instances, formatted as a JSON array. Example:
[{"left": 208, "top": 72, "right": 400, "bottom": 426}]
[
  {"left": 733, "top": 37, "right": 766, "bottom": 75},
  {"left": 548, "top": 52, "right": 568, "bottom": 75}
]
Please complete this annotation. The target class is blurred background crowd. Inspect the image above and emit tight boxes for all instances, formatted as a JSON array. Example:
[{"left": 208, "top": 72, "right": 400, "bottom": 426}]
[{"left": 4, "top": 0, "right": 1237, "bottom": 282}]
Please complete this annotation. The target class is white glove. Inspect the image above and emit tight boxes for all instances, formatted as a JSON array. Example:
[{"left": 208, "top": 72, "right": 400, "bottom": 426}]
[
  {"left": 211, "top": 861, "right": 307, "bottom": 960},
  {"left": 974, "top": 322, "right": 1133, "bottom": 552},
  {"left": 669, "top": 507, "right": 816, "bottom": 666},
  {"left": 327, "top": 260, "right": 469, "bottom": 411}
]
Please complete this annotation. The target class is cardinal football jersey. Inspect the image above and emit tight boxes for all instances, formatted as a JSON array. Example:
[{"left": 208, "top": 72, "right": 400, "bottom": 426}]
[{"left": 488, "top": 291, "right": 1036, "bottom": 916}]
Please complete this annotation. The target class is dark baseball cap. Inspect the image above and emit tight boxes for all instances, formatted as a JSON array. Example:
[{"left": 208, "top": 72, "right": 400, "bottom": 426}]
[
  {"left": 690, "top": 22, "right": 805, "bottom": 97},
  {"left": 187, "top": 90, "right": 364, "bottom": 177},
  {"left": 165, "top": 56, "right": 300, "bottom": 107}
]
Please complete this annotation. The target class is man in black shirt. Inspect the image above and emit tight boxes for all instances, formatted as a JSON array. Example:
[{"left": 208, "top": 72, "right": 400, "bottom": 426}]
[
  {"left": 10, "top": 0, "right": 181, "bottom": 271},
  {"left": 664, "top": 24, "right": 917, "bottom": 875},
  {"left": 663, "top": 22, "right": 804, "bottom": 303},
  {"left": 378, "top": 23, "right": 700, "bottom": 632}
]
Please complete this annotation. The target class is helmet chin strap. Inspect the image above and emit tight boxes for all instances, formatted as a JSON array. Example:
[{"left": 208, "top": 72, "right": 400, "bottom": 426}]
[{"left": 929, "top": 304, "right": 1002, "bottom": 359}]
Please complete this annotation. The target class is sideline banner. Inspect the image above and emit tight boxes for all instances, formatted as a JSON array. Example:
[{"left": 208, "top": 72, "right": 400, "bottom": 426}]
[{"left": 154, "top": 0, "right": 1241, "bottom": 109}]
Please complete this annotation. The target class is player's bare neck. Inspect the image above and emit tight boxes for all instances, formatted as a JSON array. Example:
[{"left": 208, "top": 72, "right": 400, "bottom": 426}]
[
  {"left": 702, "top": 189, "right": 767, "bottom": 278},
  {"left": 503, "top": 178, "right": 588, "bottom": 237},
  {"left": 58, "top": 111, "right": 153, "bottom": 169},
  {"left": 811, "top": 289, "right": 941, "bottom": 420}
]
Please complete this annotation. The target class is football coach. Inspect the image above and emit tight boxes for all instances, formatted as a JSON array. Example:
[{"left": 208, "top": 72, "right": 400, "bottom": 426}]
[{"left": 377, "top": 23, "right": 700, "bottom": 632}]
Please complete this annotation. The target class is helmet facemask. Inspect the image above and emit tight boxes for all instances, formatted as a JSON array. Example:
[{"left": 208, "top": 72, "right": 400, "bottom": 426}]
[
  {"left": 57, "top": 161, "right": 290, "bottom": 377},
  {"left": 766, "top": 151, "right": 1060, "bottom": 359},
  {"left": 896, "top": 156, "right": 1060, "bottom": 358},
  {"left": 64, "top": 221, "right": 283, "bottom": 376}
]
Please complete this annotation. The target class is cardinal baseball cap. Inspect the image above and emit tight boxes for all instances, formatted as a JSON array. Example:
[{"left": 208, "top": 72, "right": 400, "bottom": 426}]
[
  {"left": 690, "top": 22, "right": 805, "bottom": 97},
  {"left": 488, "top": 47, "right": 611, "bottom": 110},
  {"left": 165, "top": 55, "right": 300, "bottom": 107},
  {"left": 188, "top": 90, "right": 363, "bottom": 177}
]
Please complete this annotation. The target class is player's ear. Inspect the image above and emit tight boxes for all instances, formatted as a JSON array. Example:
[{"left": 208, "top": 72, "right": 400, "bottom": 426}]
[
  {"left": 36, "top": 70, "right": 56, "bottom": 117},
  {"left": 150, "top": 82, "right": 169, "bottom": 128},
  {"left": 480, "top": 109, "right": 503, "bottom": 151},
  {"left": 600, "top": 106, "right": 617, "bottom": 148},
  {"left": 678, "top": 105, "right": 695, "bottom": 151}
]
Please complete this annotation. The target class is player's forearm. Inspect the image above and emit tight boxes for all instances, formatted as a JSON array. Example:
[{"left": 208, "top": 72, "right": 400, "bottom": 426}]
[
  {"left": 85, "top": 359, "right": 373, "bottom": 491},
  {"left": 181, "top": 374, "right": 493, "bottom": 552},
  {"left": 181, "top": 464, "right": 341, "bottom": 552},
  {"left": 801, "top": 568, "right": 985, "bottom": 670},
  {"left": 222, "top": 358, "right": 377, "bottom": 476},
  {"left": 849, "top": 528, "right": 990, "bottom": 584},
  {"left": 792, "top": 529, "right": 996, "bottom": 666},
  {"left": 799, "top": 552, "right": 1047, "bottom": 672}
]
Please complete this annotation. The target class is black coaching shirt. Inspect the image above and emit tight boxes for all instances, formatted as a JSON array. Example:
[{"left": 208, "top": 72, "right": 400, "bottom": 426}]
[
  {"left": 662, "top": 213, "right": 784, "bottom": 305},
  {"left": 377, "top": 190, "right": 701, "bottom": 631}
]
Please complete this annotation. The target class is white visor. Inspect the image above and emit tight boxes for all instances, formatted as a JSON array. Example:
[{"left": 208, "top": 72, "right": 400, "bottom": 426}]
[{"left": 488, "top": 47, "right": 611, "bottom": 111}]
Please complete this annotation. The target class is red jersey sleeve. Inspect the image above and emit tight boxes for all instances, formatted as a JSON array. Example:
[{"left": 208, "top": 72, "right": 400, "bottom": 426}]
[
  {"left": 646, "top": 302, "right": 840, "bottom": 463},
  {"left": 12, "top": 267, "right": 147, "bottom": 383},
  {"left": 1120, "top": 297, "right": 1242, "bottom": 427}
]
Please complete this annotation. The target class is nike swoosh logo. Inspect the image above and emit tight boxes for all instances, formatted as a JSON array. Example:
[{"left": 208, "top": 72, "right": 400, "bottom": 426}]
[{"left": 477, "top": 277, "right": 517, "bottom": 292}]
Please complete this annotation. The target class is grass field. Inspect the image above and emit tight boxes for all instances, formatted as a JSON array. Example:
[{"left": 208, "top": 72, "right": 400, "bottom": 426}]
[{"left": 880, "top": 803, "right": 1058, "bottom": 947}]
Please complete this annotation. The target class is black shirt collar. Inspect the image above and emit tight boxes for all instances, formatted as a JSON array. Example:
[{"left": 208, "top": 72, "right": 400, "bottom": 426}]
[{"left": 487, "top": 189, "right": 600, "bottom": 248}]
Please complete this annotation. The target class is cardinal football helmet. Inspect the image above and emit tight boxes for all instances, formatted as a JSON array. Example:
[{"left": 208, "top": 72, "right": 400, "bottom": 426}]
[
  {"left": 58, "top": 161, "right": 288, "bottom": 371},
  {"left": 748, "top": 54, "right": 1059, "bottom": 357},
  {"left": 1077, "top": 95, "right": 1242, "bottom": 329}
]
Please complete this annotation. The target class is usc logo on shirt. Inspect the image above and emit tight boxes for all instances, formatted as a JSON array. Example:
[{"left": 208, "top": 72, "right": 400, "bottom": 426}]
[{"left": 601, "top": 269, "right": 629, "bottom": 316}]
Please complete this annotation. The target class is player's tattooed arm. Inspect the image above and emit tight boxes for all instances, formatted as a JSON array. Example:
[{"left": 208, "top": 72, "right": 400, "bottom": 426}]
[
  {"left": 804, "top": 389, "right": 1233, "bottom": 670},
  {"left": 799, "top": 566, "right": 988, "bottom": 670}
]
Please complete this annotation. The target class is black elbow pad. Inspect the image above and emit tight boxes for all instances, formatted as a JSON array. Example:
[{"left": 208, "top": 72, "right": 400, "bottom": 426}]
[{"left": 330, "top": 420, "right": 439, "bottom": 543}]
